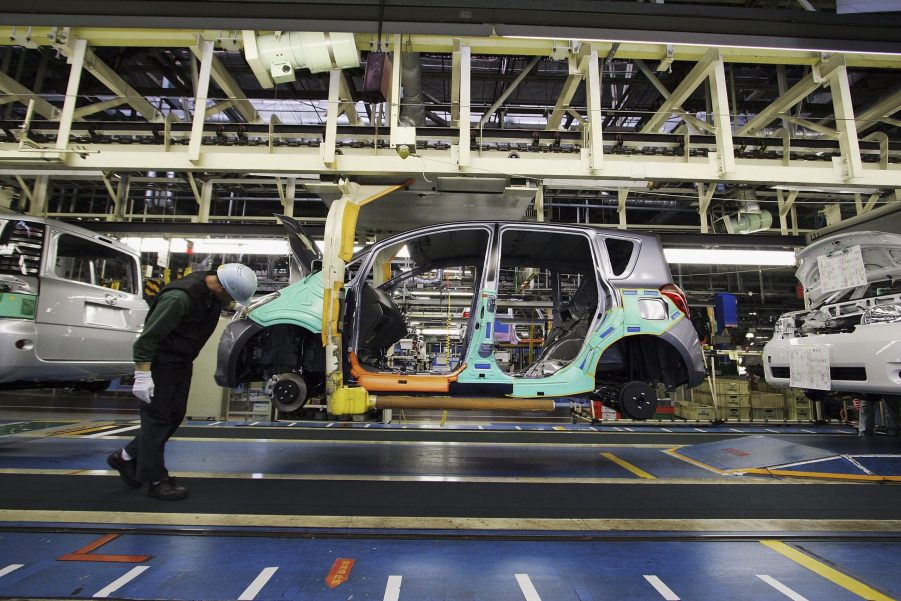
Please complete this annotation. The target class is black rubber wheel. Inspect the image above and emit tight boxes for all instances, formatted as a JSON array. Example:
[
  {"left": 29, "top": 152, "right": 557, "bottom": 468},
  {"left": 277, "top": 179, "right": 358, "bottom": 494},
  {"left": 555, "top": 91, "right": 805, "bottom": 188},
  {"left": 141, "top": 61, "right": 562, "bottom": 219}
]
[
  {"left": 619, "top": 381, "right": 658, "bottom": 421},
  {"left": 271, "top": 373, "right": 308, "bottom": 412}
]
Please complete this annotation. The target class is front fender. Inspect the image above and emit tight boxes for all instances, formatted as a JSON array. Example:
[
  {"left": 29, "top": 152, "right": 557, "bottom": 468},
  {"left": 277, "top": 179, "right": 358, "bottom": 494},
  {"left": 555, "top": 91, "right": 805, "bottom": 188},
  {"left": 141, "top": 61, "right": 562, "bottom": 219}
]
[{"left": 215, "top": 319, "right": 264, "bottom": 387}]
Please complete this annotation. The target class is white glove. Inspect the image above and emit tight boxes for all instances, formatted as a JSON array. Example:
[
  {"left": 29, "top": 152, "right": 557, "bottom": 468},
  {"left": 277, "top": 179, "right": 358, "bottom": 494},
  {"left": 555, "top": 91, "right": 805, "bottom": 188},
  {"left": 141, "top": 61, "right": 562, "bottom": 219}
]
[{"left": 132, "top": 370, "right": 154, "bottom": 404}]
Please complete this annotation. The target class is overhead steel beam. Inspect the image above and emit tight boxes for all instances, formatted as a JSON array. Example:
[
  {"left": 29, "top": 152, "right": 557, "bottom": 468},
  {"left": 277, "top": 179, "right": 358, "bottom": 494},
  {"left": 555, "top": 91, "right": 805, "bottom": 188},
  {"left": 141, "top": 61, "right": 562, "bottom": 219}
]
[
  {"left": 53, "top": 30, "right": 165, "bottom": 123},
  {"left": 5, "top": 144, "right": 895, "bottom": 188},
  {"left": 828, "top": 61, "right": 863, "bottom": 181},
  {"left": 322, "top": 70, "right": 340, "bottom": 167},
  {"left": 634, "top": 59, "right": 714, "bottom": 134},
  {"left": 546, "top": 56, "right": 583, "bottom": 132},
  {"left": 735, "top": 54, "right": 845, "bottom": 136},
  {"left": 336, "top": 70, "right": 359, "bottom": 125},
  {"left": 479, "top": 55, "right": 540, "bottom": 128},
  {"left": 584, "top": 49, "right": 603, "bottom": 174},
  {"left": 188, "top": 39, "right": 213, "bottom": 163},
  {"left": 0, "top": 71, "right": 60, "bottom": 120},
  {"left": 72, "top": 96, "right": 128, "bottom": 120},
  {"left": 55, "top": 37, "right": 86, "bottom": 151},
  {"left": 707, "top": 54, "right": 734, "bottom": 176},
  {"left": 190, "top": 45, "right": 258, "bottom": 123},
  {"left": 855, "top": 86, "right": 901, "bottom": 135},
  {"left": 640, "top": 48, "right": 721, "bottom": 134}
]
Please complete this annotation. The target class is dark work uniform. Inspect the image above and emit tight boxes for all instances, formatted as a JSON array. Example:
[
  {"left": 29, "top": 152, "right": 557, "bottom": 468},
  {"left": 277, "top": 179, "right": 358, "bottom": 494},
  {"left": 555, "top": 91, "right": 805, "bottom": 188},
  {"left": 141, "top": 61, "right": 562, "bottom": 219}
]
[{"left": 124, "top": 271, "right": 226, "bottom": 482}]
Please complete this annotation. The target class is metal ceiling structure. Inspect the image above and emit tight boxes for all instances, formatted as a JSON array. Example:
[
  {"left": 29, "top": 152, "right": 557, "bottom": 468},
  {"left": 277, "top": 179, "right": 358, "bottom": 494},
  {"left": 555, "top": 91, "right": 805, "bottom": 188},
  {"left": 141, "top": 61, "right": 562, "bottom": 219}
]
[{"left": 0, "top": 1, "right": 898, "bottom": 311}]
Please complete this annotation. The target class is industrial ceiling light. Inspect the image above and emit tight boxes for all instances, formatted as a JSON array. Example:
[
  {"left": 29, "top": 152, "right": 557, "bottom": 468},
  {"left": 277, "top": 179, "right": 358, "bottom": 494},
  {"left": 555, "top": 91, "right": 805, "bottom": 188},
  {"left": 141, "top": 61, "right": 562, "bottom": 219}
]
[{"left": 663, "top": 248, "right": 796, "bottom": 266}]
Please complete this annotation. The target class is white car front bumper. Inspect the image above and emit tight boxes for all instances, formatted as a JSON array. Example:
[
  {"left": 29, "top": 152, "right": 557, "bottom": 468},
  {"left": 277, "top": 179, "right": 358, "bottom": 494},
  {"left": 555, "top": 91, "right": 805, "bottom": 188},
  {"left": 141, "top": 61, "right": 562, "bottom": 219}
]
[{"left": 763, "top": 323, "right": 901, "bottom": 395}]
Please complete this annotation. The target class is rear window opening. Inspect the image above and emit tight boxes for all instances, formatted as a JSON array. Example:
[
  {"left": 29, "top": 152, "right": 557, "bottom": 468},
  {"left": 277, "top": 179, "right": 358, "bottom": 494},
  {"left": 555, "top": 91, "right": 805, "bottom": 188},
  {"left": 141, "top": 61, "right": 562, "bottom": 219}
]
[{"left": 604, "top": 238, "right": 636, "bottom": 276}]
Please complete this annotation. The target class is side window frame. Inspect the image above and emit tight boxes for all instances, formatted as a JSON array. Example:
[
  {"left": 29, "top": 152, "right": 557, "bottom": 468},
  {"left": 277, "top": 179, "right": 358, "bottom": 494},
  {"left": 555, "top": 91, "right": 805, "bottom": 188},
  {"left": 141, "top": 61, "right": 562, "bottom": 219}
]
[{"left": 47, "top": 230, "right": 140, "bottom": 294}]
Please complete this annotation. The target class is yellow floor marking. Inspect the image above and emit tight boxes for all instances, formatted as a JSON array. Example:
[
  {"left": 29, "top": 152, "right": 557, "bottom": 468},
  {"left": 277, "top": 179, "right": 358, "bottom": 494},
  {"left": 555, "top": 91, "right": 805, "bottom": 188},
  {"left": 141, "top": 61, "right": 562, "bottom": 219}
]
[
  {"left": 760, "top": 540, "right": 895, "bottom": 601},
  {"left": 601, "top": 452, "right": 655, "bottom": 479},
  {"left": 4, "top": 509, "right": 901, "bottom": 533},
  {"left": 744, "top": 468, "right": 901, "bottom": 482},
  {"left": 57, "top": 422, "right": 117, "bottom": 436}
]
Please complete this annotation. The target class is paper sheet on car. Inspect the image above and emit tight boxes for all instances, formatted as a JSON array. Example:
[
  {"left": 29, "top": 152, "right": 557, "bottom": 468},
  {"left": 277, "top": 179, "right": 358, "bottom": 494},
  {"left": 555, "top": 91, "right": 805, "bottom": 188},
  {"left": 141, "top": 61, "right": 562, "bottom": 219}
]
[
  {"left": 789, "top": 346, "right": 831, "bottom": 390},
  {"left": 816, "top": 245, "right": 867, "bottom": 294}
]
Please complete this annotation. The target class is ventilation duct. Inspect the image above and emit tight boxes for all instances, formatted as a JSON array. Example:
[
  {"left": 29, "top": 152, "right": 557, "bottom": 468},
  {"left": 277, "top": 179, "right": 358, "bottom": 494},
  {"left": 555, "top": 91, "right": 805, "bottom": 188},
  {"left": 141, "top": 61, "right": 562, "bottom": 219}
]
[
  {"left": 399, "top": 50, "right": 425, "bottom": 127},
  {"left": 243, "top": 31, "right": 360, "bottom": 88}
]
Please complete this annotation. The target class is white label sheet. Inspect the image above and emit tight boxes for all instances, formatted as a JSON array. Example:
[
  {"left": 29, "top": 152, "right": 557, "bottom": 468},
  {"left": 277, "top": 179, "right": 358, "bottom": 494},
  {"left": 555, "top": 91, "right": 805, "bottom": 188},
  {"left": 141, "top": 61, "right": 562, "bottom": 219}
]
[{"left": 789, "top": 346, "right": 831, "bottom": 390}]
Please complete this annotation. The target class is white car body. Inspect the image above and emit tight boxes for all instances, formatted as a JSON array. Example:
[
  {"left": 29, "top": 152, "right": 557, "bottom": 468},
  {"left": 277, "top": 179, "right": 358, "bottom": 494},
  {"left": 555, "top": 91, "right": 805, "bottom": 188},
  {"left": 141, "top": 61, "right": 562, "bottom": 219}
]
[{"left": 764, "top": 231, "right": 901, "bottom": 396}]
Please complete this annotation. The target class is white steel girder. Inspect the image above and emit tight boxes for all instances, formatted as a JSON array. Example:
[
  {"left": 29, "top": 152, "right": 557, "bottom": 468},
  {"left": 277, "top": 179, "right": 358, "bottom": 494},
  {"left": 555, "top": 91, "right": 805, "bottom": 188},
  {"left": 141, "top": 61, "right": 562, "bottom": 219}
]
[
  {"left": 735, "top": 54, "right": 846, "bottom": 136},
  {"left": 0, "top": 70, "right": 60, "bottom": 120},
  {"left": 2, "top": 145, "right": 898, "bottom": 189},
  {"left": 189, "top": 45, "right": 259, "bottom": 124},
  {"left": 855, "top": 86, "right": 901, "bottom": 135},
  {"left": 640, "top": 48, "right": 722, "bottom": 134},
  {"left": 53, "top": 30, "right": 165, "bottom": 124}
]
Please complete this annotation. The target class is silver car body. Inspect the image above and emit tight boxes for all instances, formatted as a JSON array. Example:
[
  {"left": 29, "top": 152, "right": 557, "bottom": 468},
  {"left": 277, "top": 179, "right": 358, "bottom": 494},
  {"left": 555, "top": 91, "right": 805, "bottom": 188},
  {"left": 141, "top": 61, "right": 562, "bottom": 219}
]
[
  {"left": 0, "top": 215, "right": 147, "bottom": 386},
  {"left": 764, "top": 231, "right": 901, "bottom": 395}
]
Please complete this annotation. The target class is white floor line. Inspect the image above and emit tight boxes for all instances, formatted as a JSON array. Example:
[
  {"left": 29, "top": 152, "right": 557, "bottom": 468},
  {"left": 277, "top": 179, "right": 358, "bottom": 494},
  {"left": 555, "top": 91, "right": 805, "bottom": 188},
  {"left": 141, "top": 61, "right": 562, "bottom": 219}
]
[
  {"left": 383, "top": 575, "right": 402, "bottom": 601},
  {"left": 0, "top": 564, "right": 24, "bottom": 578},
  {"left": 238, "top": 567, "right": 278, "bottom": 601},
  {"left": 624, "top": 427, "right": 634, "bottom": 432},
  {"left": 730, "top": 428, "right": 744, "bottom": 433},
  {"left": 765, "top": 429, "right": 778, "bottom": 433},
  {"left": 757, "top": 575, "right": 810, "bottom": 601},
  {"left": 209, "top": 421, "right": 223, "bottom": 426},
  {"left": 588, "top": 427, "right": 597, "bottom": 431},
  {"left": 365, "top": 423, "right": 373, "bottom": 428},
  {"left": 326, "top": 423, "right": 335, "bottom": 428},
  {"left": 515, "top": 426, "right": 522, "bottom": 430},
  {"left": 613, "top": 427, "right": 623, "bottom": 431},
  {"left": 93, "top": 565, "right": 149, "bottom": 598},
  {"left": 694, "top": 428, "right": 705, "bottom": 432},
  {"left": 644, "top": 575, "right": 680, "bottom": 600},
  {"left": 86, "top": 425, "right": 140, "bottom": 438},
  {"left": 478, "top": 426, "right": 484, "bottom": 430},
  {"left": 801, "top": 429, "right": 815, "bottom": 434},
  {"left": 515, "top": 573, "right": 542, "bottom": 601},
  {"left": 0, "top": 421, "right": 27, "bottom": 427},
  {"left": 287, "top": 422, "right": 296, "bottom": 427}
]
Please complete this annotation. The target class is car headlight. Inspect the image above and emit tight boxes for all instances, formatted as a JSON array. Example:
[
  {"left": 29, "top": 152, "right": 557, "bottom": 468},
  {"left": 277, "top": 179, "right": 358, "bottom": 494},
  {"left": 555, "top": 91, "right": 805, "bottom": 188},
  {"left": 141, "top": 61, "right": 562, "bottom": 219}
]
[{"left": 861, "top": 304, "right": 901, "bottom": 325}]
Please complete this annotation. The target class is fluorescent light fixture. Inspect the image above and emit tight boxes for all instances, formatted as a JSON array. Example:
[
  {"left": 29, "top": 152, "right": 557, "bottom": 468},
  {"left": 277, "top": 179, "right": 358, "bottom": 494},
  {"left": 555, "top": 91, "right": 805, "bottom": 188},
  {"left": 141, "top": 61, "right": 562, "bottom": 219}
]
[
  {"left": 500, "top": 35, "right": 901, "bottom": 57},
  {"left": 664, "top": 248, "right": 796, "bottom": 266},
  {"left": 422, "top": 327, "right": 462, "bottom": 336},
  {"left": 543, "top": 179, "right": 649, "bottom": 189},
  {"left": 408, "top": 290, "right": 474, "bottom": 297},
  {"left": 773, "top": 185, "right": 879, "bottom": 195}
]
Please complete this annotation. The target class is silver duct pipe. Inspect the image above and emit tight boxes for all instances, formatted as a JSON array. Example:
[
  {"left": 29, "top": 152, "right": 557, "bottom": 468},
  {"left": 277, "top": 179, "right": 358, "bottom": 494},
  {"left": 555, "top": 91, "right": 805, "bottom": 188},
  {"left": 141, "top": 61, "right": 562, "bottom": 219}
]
[{"left": 399, "top": 51, "right": 425, "bottom": 127}]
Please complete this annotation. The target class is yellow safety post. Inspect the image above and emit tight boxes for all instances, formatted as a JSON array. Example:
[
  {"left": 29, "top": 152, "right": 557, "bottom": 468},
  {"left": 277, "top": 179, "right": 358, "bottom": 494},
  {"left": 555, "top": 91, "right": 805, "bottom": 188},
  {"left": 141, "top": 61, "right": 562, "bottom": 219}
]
[{"left": 320, "top": 178, "right": 414, "bottom": 416}]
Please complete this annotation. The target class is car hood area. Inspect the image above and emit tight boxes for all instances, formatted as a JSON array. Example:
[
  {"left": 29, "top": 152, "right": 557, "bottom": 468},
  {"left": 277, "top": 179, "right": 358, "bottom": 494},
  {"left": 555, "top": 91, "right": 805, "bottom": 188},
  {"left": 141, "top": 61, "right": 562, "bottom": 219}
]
[{"left": 796, "top": 231, "right": 901, "bottom": 308}]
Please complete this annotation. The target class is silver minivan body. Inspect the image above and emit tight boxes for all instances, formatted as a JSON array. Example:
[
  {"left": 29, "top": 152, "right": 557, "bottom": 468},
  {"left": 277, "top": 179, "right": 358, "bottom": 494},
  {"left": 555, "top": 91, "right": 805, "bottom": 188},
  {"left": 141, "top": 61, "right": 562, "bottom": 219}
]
[{"left": 0, "top": 215, "right": 147, "bottom": 387}]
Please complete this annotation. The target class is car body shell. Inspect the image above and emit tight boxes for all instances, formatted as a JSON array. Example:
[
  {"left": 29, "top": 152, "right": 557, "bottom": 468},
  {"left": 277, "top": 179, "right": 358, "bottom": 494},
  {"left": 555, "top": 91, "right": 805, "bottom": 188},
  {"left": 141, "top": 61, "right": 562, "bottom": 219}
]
[
  {"left": 0, "top": 215, "right": 147, "bottom": 387},
  {"left": 764, "top": 231, "right": 901, "bottom": 396},
  {"left": 216, "top": 221, "right": 706, "bottom": 403}
]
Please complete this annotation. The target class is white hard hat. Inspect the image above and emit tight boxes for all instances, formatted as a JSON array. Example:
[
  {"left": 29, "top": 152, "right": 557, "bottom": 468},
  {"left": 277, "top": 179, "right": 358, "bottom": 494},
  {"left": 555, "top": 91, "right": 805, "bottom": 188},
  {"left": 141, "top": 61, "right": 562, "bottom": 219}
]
[{"left": 217, "top": 263, "right": 257, "bottom": 305}]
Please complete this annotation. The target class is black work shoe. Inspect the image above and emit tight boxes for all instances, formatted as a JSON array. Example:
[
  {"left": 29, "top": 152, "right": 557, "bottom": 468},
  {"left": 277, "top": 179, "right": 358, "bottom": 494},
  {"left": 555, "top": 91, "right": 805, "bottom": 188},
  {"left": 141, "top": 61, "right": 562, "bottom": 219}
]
[
  {"left": 148, "top": 477, "right": 189, "bottom": 501},
  {"left": 107, "top": 450, "right": 141, "bottom": 489}
]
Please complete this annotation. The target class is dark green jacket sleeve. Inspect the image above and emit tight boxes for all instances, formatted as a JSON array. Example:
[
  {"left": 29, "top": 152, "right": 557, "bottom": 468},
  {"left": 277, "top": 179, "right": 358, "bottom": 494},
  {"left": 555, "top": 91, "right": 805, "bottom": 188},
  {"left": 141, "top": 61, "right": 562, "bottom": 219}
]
[{"left": 133, "top": 290, "right": 193, "bottom": 364}]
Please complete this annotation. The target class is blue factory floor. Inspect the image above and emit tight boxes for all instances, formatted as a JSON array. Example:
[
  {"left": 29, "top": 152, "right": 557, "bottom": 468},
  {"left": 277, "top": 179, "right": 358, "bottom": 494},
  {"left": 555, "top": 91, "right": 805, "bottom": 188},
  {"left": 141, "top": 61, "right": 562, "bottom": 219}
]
[{"left": 1, "top": 409, "right": 899, "bottom": 600}]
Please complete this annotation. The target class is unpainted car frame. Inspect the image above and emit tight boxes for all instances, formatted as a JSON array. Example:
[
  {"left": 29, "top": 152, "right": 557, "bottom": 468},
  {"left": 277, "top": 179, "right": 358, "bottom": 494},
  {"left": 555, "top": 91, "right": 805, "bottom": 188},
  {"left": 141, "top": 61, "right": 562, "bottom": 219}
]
[{"left": 216, "top": 219, "right": 706, "bottom": 420}]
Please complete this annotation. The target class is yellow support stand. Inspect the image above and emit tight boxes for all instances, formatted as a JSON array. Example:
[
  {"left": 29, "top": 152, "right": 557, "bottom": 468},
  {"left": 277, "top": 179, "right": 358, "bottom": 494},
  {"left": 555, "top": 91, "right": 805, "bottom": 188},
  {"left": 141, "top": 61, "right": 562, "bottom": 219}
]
[{"left": 320, "top": 178, "right": 414, "bottom": 416}]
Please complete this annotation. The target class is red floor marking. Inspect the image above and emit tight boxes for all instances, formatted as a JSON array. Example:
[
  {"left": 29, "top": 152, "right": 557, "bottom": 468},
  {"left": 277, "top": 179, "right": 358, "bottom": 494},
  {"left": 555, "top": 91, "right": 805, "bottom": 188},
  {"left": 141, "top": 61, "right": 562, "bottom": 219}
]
[
  {"left": 58, "top": 533, "right": 151, "bottom": 563},
  {"left": 325, "top": 558, "right": 355, "bottom": 588}
]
